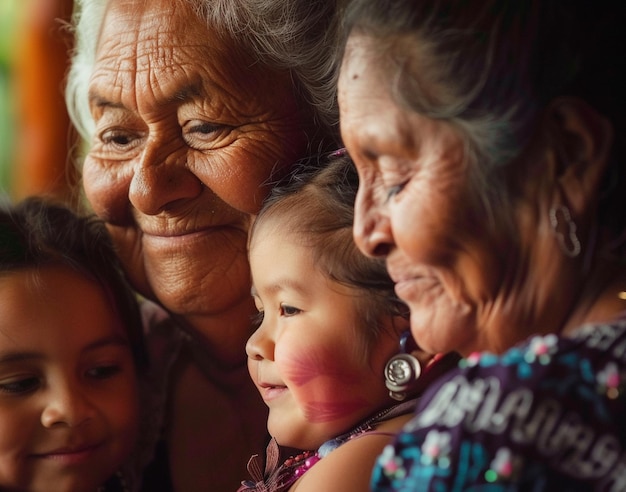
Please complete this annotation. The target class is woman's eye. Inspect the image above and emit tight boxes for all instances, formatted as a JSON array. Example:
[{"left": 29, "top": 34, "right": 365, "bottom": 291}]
[
  {"left": 99, "top": 129, "right": 141, "bottom": 149},
  {"left": 386, "top": 182, "right": 407, "bottom": 202},
  {"left": 280, "top": 305, "right": 301, "bottom": 317},
  {"left": 182, "top": 120, "right": 234, "bottom": 149},
  {"left": 86, "top": 365, "right": 122, "bottom": 380},
  {"left": 187, "top": 121, "right": 221, "bottom": 135},
  {"left": 0, "top": 377, "right": 40, "bottom": 395}
]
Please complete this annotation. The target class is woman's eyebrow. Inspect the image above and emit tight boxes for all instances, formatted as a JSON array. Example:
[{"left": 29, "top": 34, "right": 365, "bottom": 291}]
[{"left": 88, "top": 93, "right": 125, "bottom": 110}]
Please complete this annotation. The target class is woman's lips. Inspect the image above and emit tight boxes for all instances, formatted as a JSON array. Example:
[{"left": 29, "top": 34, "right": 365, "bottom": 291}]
[
  {"left": 141, "top": 225, "right": 216, "bottom": 239},
  {"left": 393, "top": 273, "right": 442, "bottom": 305}
]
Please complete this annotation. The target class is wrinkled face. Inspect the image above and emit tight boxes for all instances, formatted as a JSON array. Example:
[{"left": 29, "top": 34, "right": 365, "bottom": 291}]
[
  {"left": 246, "top": 224, "right": 397, "bottom": 449},
  {"left": 338, "top": 35, "right": 518, "bottom": 356},
  {"left": 0, "top": 267, "right": 139, "bottom": 492},
  {"left": 85, "top": 0, "right": 311, "bottom": 318}
]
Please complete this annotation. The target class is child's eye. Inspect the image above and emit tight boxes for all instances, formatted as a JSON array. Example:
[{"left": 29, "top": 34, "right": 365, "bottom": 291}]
[
  {"left": 251, "top": 311, "right": 264, "bottom": 328},
  {"left": 86, "top": 365, "right": 122, "bottom": 380},
  {"left": 280, "top": 304, "right": 301, "bottom": 317},
  {"left": 0, "top": 376, "right": 40, "bottom": 395}
]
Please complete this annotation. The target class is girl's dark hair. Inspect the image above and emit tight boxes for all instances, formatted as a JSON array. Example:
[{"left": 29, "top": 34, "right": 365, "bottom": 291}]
[
  {"left": 0, "top": 196, "right": 147, "bottom": 370},
  {"left": 250, "top": 152, "right": 407, "bottom": 344}
]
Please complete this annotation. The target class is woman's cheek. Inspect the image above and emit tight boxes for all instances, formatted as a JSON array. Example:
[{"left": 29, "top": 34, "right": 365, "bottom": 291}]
[
  {"left": 82, "top": 156, "right": 132, "bottom": 223},
  {"left": 199, "top": 134, "right": 305, "bottom": 215}
]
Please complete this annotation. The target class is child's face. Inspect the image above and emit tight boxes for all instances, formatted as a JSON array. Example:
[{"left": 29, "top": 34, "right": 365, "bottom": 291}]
[
  {"left": 247, "top": 226, "right": 398, "bottom": 450},
  {"left": 0, "top": 266, "right": 139, "bottom": 492}
]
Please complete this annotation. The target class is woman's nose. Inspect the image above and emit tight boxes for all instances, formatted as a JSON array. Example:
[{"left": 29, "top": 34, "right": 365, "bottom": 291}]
[
  {"left": 129, "top": 140, "right": 203, "bottom": 215},
  {"left": 353, "top": 187, "right": 393, "bottom": 258},
  {"left": 40, "top": 382, "right": 96, "bottom": 428},
  {"left": 246, "top": 324, "right": 275, "bottom": 362}
]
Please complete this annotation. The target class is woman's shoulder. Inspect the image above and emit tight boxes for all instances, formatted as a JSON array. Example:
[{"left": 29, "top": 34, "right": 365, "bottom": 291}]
[
  {"left": 414, "top": 316, "right": 626, "bottom": 421},
  {"left": 371, "top": 318, "right": 626, "bottom": 491}
]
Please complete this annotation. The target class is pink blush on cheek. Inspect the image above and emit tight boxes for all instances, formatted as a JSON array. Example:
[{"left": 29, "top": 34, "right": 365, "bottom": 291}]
[
  {"left": 281, "top": 346, "right": 361, "bottom": 386},
  {"left": 304, "top": 398, "right": 369, "bottom": 423}
]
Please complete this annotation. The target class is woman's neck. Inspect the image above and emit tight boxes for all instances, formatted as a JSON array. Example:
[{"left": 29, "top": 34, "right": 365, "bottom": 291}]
[{"left": 562, "top": 258, "right": 626, "bottom": 336}]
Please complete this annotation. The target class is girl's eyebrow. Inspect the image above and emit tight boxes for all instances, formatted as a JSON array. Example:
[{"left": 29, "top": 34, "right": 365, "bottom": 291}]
[
  {"left": 0, "top": 335, "right": 130, "bottom": 365},
  {"left": 251, "top": 278, "right": 308, "bottom": 298},
  {"left": 0, "top": 351, "right": 43, "bottom": 365},
  {"left": 83, "top": 334, "right": 130, "bottom": 352}
]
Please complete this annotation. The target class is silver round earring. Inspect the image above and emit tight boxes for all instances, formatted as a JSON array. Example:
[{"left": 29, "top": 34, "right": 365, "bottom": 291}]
[{"left": 384, "top": 331, "right": 422, "bottom": 401}]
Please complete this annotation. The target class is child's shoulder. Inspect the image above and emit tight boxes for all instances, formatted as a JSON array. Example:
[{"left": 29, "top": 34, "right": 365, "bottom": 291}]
[{"left": 290, "top": 413, "right": 413, "bottom": 492}]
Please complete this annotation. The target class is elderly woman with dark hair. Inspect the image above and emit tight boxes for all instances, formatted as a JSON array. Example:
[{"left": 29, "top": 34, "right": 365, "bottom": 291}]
[
  {"left": 338, "top": 0, "right": 626, "bottom": 489},
  {"left": 64, "top": 0, "right": 340, "bottom": 490}
]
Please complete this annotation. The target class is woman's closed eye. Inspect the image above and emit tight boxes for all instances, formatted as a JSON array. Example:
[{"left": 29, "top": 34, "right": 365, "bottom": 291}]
[
  {"left": 182, "top": 120, "right": 233, "bottom": 149},
  {"left": 186, "top": 121, "right": 222, "bottom": 135},
  {"left": 386, "top": 181, "right": 407, "bottom": 202}
]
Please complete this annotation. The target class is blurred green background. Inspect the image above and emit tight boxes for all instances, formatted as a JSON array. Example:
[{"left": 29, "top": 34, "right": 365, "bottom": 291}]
[{"left": 0, "top": 0, "right": 20, "bottom": 193}]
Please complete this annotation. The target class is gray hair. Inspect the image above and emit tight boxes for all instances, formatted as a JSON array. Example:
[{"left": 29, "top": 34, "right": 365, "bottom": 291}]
[
  {"left": 341, "top": 0, "right": 625, "bottom": 236},
  {"left": 65, "top": 0, "right": 340, "bottom": 147}
]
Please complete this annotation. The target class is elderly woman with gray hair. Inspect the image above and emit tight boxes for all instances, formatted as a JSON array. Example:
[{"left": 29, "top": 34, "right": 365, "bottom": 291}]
[
  {"left": 338, "top": 0, "right": 626, "bottom": 489},
  {"left": 64, "top": 0, "right": 340, "bottom": 490}
]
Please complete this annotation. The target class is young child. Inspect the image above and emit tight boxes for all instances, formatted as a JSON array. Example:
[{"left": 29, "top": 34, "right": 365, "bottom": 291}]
[
  {"left": 0, "top": 196, "right": 148, "bottom": 492},
  {"left": 239, "top": 153, "right": 455, "bottom": 492}
]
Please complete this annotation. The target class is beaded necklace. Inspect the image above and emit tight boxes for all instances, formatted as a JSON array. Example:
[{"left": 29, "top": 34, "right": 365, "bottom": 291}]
[{"left": 238, "top": 398, "right": 419, "bottom": 492}]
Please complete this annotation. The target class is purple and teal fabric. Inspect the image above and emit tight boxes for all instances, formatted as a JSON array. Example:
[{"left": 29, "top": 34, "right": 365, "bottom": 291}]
[{"left": 372, "top": 317, "right": 626, "bottom": 491}]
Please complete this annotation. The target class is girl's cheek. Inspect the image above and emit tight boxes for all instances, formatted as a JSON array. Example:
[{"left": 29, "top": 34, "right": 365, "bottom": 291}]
[
  {"left": 279, "top": 345, "right": 367, "bottom": 424},
  {"left": 280, "top": 344, "right": 360, "bottom": 386},
  {"left": 303, "top": 398, "right": 368, "bottom": 423}
]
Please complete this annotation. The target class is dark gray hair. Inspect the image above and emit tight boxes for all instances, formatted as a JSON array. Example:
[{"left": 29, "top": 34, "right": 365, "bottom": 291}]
[
  {"left": 65, "top": 0, "right": 340, "bottom": 147},
  {"left": 341, "top": 0, "right": 625, "bottom": 240}
]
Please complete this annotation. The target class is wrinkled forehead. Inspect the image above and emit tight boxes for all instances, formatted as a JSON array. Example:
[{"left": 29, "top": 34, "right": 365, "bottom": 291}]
[
  {"left": 340, "top": 31, "right": 450, "bottom": 117},
  {"left": 97, "top": 0, "right": 226, "bottom": 68},
  {"left": 91, "top": 0, "right": 274, "bottom": 111}
]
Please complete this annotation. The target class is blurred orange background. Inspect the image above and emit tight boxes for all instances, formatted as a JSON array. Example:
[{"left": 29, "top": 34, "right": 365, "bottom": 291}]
[{"left": 1, "top": 0, "right": 77, "bottom": 203}]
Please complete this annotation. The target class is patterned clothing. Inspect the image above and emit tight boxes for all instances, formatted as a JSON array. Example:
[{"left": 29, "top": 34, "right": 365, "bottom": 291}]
[
  {"left": 239, "top": 399, "right": 419, "bottom": 492},
  {"left": 371, "top": 316, "right": 626, "bottom": 491}
]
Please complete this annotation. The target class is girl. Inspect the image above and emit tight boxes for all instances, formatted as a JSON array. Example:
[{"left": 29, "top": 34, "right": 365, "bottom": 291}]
[
  {"left": 0, "top": 197, "right": 148, "bottom": 492},
  {"left": 240, "top": 153, "right": 455, "bottom": 491}
]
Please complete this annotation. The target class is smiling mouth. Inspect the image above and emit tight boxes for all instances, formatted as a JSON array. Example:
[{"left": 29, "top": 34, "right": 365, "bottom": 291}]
[
  {"left": 258, "top": 383, "right": 288, "bottom": 401},
  {"left": 33, "top": 443, "right": 102, "bottom": 465},
  {"left": 142, "top": 225, "right": 220, "bottom": 238}
]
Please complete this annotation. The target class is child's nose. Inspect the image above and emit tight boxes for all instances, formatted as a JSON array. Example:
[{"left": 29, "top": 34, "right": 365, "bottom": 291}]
[
  {"left": 40, "top": 382, "right": 96, "bottom": 428},
  {"left": 246, "top": 325, "right": 275, "bottom": 362}
]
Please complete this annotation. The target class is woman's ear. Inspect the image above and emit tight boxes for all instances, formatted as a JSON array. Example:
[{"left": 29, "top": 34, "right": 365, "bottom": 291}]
[{"left": 545, "top": 97, "right": 613, "bottom": 215}]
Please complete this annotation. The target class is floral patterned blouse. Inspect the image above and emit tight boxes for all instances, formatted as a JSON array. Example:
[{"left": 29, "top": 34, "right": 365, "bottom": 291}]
[{"left": 371, "top": 316, "right": 626, "bottom": 491}]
